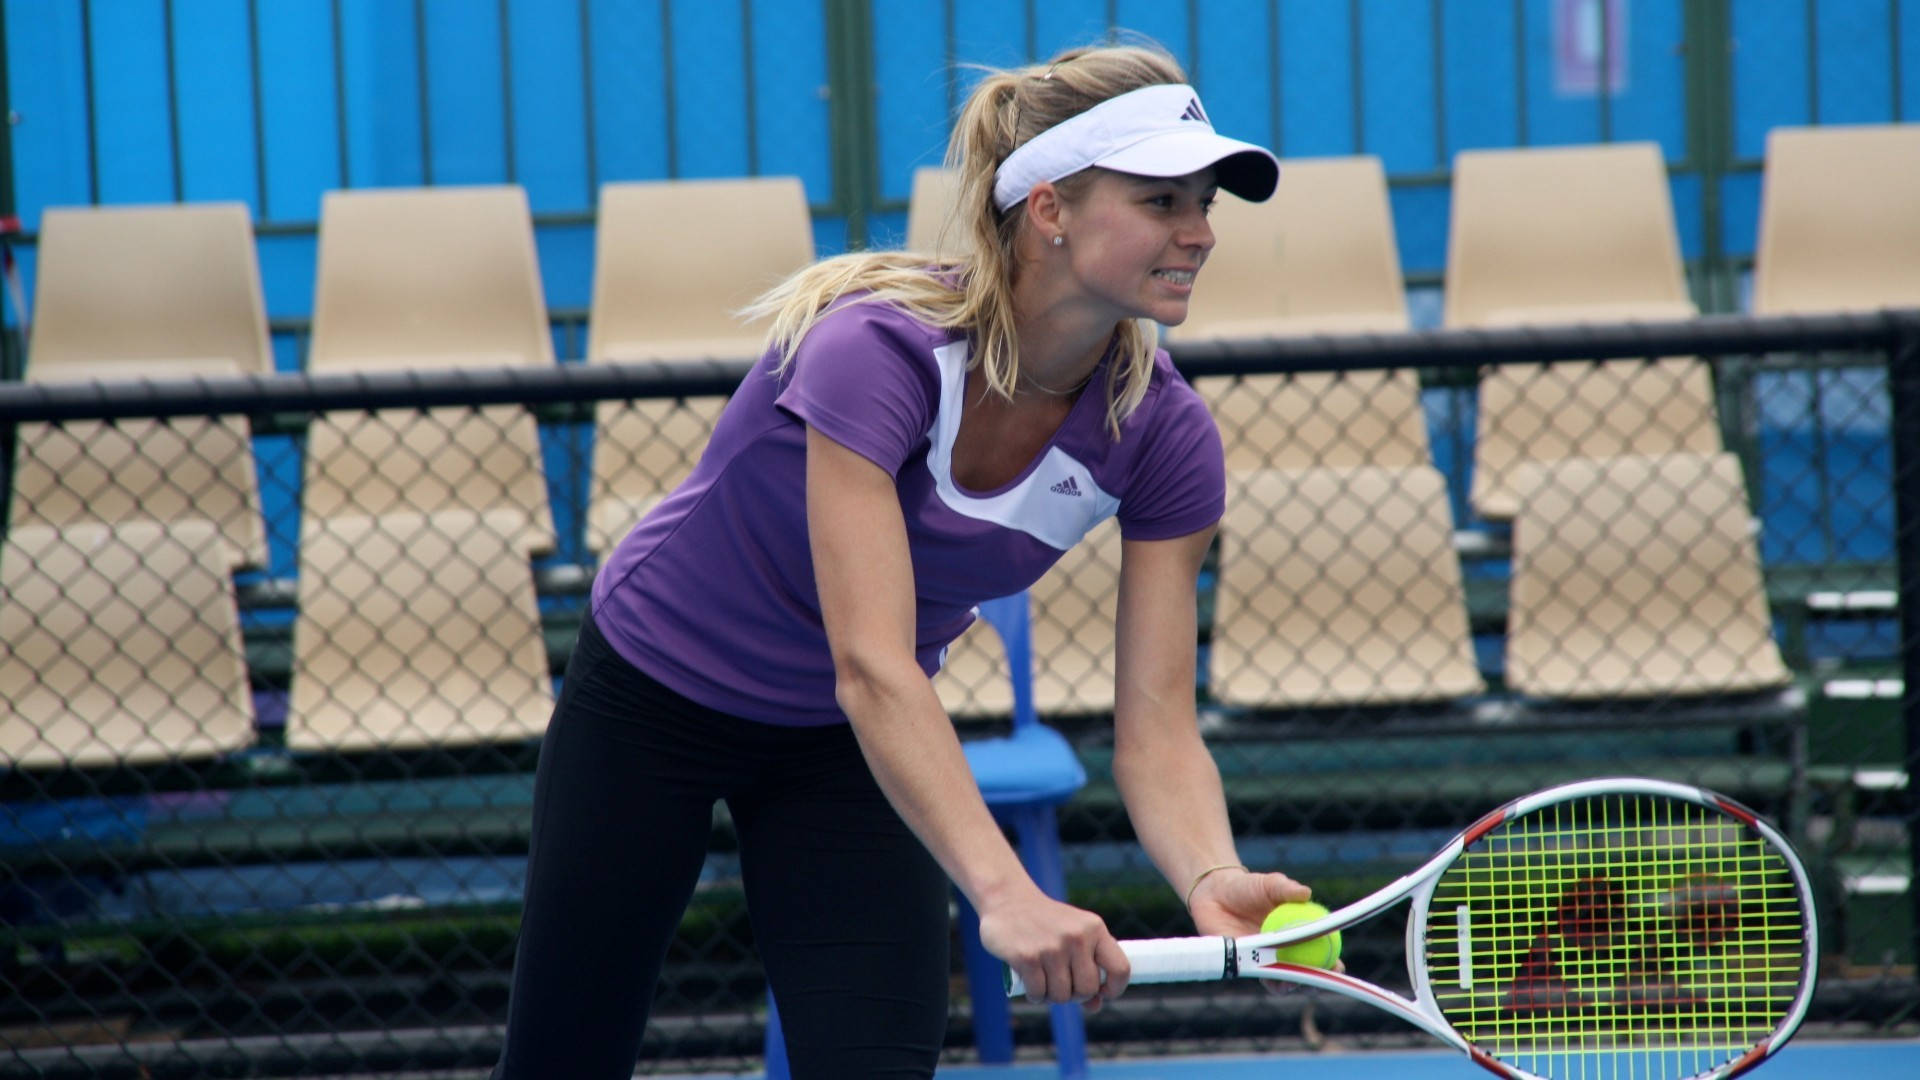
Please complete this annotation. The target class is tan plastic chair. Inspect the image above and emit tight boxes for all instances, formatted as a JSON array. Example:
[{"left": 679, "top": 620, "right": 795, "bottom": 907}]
[
  {"left": 1172, "top": 156, "right": 1411, "bottom": 342},
  {"left": 587, "top": 396, "right": 730, "bottom": 553},
  {"left": 1210, "top": 466, "right": 1483, "bottom": 707},
  {"left": 13, "top": 358, "right": 267, "bottom": 569},
  {"left": 309, "top": 186, "right": 555, "bottom": 371},
  {"left": 1171, "top": 157, "right": 1427, "bottom": 471},
  {"left": 905, "top": 166, "right": 966, "bottom": 258},
  {"left": 27, "top": 202, "right": 273, "bottom": 375},
  {"left": 288, "top": 508, "right": 554, "bottom": 751},
  {"left": 1, "top": 519, "right": 253, "bottom": 768},
  {"left": 1443, "top": 143, "right": 1718, "bottom": 520},
  {"left": 1752, "top": 124, "right": 1920, "bottom": 314},
  {"left": 935, "top": 612, "right": 1015, "bottom": 718},
  {"left": 1200, "top": 368, "right": 1428, "bottom": 474},
  {"left": 303, "top": 409, "right": 558, "bottom": 556},
  {"left": 1027, "top": 519, "right": 1124, "bottom": 715},
  {"left": 586, "top": 177, "right": 814, "bottom": 551},
  {"left": 1504, "top": 452, "right": 1790, "bottom": 700},
  {"left": 306, "top": 186, "right": 556, "bottom": 547},
  {"left": 588, "top": 177, "right": 814, "bottom": 364},
  {"left": 1444, "top": 143, "right": 1692, "bottom": 327},
  {"left": 1467, "top": 300, "right": 1721, "bottom": 521}
]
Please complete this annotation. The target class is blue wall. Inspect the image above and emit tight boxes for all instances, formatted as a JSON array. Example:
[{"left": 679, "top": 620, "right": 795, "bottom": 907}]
[
  {"left": 5, "top": 1, "right": 1915, "bottom": 323},
  {"left": 4, "top": 0, "right": 837, "bottom": 331}
]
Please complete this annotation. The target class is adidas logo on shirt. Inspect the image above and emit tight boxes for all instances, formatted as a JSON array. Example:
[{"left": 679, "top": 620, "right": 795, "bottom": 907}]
[
  {"left": 1179, "top": 98, "right": 1210, "bottom": 124},
  {"left": 1049, "top": 477, "right": 1083, "bottom": 497}
]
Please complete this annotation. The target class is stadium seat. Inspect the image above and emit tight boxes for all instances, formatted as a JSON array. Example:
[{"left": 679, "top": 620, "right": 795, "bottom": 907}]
[
  {"left": 1170, "top": 156, "right": 1411, "bottom": 343},
  {"left": 904, "top": 164, "right": 966, "bottom": 257},
  {"left": 936, "top": 607, "right": 1015, "bottom": 718},
  {"left": 1210, "top": 465, "right": 1484, "bottom": 707},
  {"left": 302, "top": 409, "right": 558, "bottom": 558},
  {"left": 0, "top": 519, "right": 253, "bottom": 768},
  {"left": 1157, "top": 157, "right": 1474, "bottom": 709},
  {"left": 588, "top": 397, "right": 729, "bottom": 553},
  {"left": 309, "top": 186, "right": 556, "bottom": 372},
  {"left": 1168, "top": 156, "right": 1427, "bottom": 472},
  {"left": 1444, "top": 143, "right": 1718, "bottom": 520},
  {"left": 286, "top": 507, "right": 554, "bottom": 751},
  {"left": 769, "top": 591, "right": 1090, "bottom": 1079},
  {"left": 1444, "top": 143, "right": 1692, "bottom": 325},
  {"left": 1199, "top": 364, "right": 1428, "bottom": 475},
  {"left": 15, "top": 205, "right": 273, "bottom": 569},
  {"left": 937, "top": 525, "right": 1127, "bottom": 722},
  {"left": 26, "top": 202, "right": 274, "bottom": 376},
  {"left": 1468, "top": 301, "right": 1722, "bottom": 522},
  {"left": 1029, "top": 519, "right": 1123, "bottom": 717},
  {"left": 12, "top": 358, "right": 268, "bottom": 570},
  {"left": 586, "top": 177, "right": 813, "bottom": 551},
  {"left": 306, "top": 186, "right": 557, "bottom": 549},
  {"left": 303, "top": 181, "right": 561, "bottom": 751},
  {"left": 1503, "top": 452, "right": 1791, "bottom": 699},
  {"left": 1752, "top": 123, "right": 1920, "bottom": 314}
]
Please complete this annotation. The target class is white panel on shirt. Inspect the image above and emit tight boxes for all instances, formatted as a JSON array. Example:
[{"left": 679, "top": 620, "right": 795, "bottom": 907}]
[{"left": 926, "top": 341, "right": 1120, "bottom": 551}]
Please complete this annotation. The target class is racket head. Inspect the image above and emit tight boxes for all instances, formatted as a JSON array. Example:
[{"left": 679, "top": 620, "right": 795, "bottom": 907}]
[{"left": 1411, "top": 777, "right": 1818, "bottom": 1080}]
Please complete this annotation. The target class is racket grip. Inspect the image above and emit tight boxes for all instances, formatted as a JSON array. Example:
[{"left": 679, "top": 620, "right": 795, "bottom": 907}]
[{"left": 1004, "top": 936, "right": 1234, "bottom": 997}]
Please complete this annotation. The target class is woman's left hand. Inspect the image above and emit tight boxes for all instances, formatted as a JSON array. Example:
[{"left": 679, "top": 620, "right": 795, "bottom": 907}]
[
  {"left": 1186, "top": 867, "right": 1311, "bottom": 938},
  {"left": 1188, "top": 868, "right": 1344, "bottom": 984}
]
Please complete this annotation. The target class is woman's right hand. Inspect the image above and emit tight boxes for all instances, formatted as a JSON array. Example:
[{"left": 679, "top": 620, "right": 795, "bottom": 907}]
[{"left": 977, "top": 888, "right": 1131, "bottom": 1013}]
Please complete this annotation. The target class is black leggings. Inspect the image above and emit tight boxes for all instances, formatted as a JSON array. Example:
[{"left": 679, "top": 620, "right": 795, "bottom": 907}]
[{"left": 492, "top": 612, "right": 952, "bottom": 1079}]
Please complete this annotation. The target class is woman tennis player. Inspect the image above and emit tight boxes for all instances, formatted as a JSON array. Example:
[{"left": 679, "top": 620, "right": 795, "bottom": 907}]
[{"left": 493, "top": 42, "right": 1313, "bottom": 1079}]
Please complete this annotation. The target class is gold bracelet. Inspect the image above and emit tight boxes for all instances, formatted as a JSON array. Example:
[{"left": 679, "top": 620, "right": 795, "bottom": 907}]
[{"left": 1184, "top": 863, "right": 1248, "bottom": 909}]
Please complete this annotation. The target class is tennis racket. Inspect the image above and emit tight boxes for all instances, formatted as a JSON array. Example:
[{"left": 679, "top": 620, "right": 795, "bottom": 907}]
[{"left": 1007, "top": 776, "right": 1817, "bottom": 1080}]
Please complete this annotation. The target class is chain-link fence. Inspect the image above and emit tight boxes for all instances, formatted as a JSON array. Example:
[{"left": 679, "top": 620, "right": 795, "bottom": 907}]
[{"left": 4, "top": 313, "right": 1919, "bottom": 1077}]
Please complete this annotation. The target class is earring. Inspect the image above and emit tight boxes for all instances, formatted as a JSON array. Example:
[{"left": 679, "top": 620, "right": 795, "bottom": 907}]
[{"left": 1051, "top": 234, "right": 1065, "bottom": 247}]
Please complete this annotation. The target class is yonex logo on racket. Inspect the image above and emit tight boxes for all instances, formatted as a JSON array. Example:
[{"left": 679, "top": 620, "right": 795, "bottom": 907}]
[{"left": 1049, "top": 477, "right": 1083, "bottom": 497}]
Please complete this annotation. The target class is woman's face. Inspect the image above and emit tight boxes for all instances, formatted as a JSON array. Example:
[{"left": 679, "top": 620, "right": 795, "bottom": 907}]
[{"left": 1056, "top": 167, "right": 1218, "bottom": 327}]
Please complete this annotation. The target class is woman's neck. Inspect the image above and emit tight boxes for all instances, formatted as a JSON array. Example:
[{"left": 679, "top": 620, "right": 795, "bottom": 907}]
[{"left": 1010, "top": 276, "right": 1119, "bottom": 397}]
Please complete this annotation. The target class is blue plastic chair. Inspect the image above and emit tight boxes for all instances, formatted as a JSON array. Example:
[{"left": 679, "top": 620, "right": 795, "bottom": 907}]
[{"left": 765, "top": 590, "right": 1090, "bottom": 1079}]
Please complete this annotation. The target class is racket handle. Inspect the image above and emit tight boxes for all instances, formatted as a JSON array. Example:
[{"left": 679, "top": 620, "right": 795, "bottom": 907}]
[{"left": 1004, "top": 936, "right": 1234, "bottom": 997}]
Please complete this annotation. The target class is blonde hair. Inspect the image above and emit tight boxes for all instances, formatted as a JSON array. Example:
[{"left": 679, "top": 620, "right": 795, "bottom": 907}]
[{"left": 744, "top": 43, "right": 1189, "bottom": 438}]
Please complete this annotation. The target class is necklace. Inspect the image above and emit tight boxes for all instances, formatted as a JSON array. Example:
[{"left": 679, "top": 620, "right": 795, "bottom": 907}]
[{"left": 1019, "top": 365, "right": 1099, "bottom": 397}]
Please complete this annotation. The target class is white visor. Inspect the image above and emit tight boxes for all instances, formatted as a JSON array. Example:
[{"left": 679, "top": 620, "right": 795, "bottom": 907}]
[{"left": 992, "top": 83, "right": 1279, "bottom": 212}]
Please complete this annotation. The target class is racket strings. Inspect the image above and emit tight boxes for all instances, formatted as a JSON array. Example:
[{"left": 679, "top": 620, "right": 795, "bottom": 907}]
[{"left": 1422, "top": 793, "right": 1806, "bottom": 1079}]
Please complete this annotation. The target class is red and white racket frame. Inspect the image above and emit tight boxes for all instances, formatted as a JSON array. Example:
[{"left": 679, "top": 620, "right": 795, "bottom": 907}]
[{"left": 1009, "top": 776, "right": 1819, "bottom": 1080}]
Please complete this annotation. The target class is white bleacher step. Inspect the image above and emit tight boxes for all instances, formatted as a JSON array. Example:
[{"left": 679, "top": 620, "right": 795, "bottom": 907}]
[
  {"left": 1821, "top": 677, "right": 1903, "bottom": 699},
  {"left": 1812, "top": 678, "right": 1908, "bottom": 792},
  {"left": 1847, "top": 767, "right": 1909, "bottom": 791},
  {"left": 1452, "top": 529, "right": 1508, "bottom": 560},
  {"left": 1807, "top": 589, "right": 1899, "bottom": 612},
  {"left": 1843, "top": 871, "right": 1911, "bottom": 896},
  {"left": 1808, "top": 675, "right": 1908, "bottom": 791}
]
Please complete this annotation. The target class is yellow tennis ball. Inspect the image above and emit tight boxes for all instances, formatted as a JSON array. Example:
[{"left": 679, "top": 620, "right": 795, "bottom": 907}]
[{"left": 1260, "top": 901, "right": 1342, "bottom": 969}]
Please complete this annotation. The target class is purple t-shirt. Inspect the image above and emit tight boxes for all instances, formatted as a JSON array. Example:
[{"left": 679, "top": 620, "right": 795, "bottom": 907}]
[{"left": 590, "top": 299, "right": 1225, "bottom": 725}]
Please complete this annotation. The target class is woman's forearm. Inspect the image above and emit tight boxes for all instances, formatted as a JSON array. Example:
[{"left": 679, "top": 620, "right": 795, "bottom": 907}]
[
  {"left": 1111, "top": 716, "right": 1241, "bottom": 901},
  {"left": 1110, "top": 530, "right": 1241, "bottom": 903},
  {"left": 834, "top": 655, "right": 1039, "bottom": 910}
]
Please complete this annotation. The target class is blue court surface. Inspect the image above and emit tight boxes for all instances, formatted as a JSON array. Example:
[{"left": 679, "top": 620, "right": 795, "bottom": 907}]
[
  {"left": 660, "top": 1039, "right": 1920, "bottom": 1078},
  {"left": 909, "top": 1041, "right": 1920, "bottom": 1078}
]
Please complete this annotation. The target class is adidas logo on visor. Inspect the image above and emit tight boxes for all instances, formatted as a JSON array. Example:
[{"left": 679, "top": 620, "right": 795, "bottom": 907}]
[
  {"left": 1179, "top": 98, "right": 1210, "bottom": 124},
  {"left": 1049, "top": 477, "right": 1083, "bottom": 497}
]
